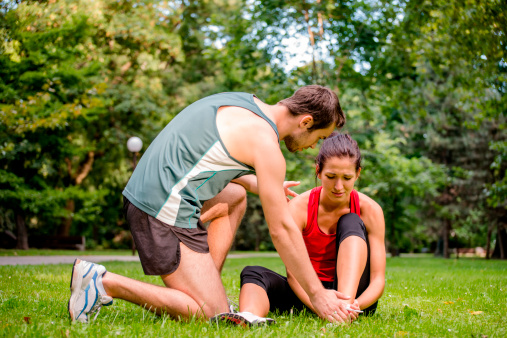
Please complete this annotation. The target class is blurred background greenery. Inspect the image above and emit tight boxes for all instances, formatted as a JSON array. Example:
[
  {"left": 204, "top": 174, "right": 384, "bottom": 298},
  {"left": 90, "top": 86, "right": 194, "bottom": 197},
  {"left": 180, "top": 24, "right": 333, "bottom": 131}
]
[{"left": 0, "top": 0, "right": 505, "bottom": 258}]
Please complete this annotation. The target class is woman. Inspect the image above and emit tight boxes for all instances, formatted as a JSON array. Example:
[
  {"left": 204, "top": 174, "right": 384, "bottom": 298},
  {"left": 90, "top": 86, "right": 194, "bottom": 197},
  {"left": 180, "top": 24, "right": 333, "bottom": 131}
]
[{"left": 234, "top": 133, "right": 386, "bottom": 325}]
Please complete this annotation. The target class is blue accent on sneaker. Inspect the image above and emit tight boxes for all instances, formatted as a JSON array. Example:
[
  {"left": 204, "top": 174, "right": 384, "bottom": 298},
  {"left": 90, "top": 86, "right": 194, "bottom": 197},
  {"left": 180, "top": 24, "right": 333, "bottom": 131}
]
[
  {"left": 89, "top": 272, "right": 100, "bottom": 312},
  {"left": 83, "top": 264, "right": 94, "bottom": 278},
  {"left": 90, "top": 277, "right": 99, "bottom": 316},
  {"left": 77, "top": 284, "right": 91, "bottom": 320}
]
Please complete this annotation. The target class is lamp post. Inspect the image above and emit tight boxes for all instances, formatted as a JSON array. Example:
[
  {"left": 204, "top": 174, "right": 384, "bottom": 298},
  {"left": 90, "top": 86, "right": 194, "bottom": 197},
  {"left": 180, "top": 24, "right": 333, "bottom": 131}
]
[{"left": 127, "top": 136, "right": 142, "bottom": 256}]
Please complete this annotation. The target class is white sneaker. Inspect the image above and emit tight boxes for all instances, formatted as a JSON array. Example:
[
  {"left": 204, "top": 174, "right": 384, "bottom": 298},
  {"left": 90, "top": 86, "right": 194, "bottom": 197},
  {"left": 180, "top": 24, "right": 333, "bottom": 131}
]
[
  {"left": 227, "top": 297, "right": 238, "bottom": 313},
  {"left": 210, "top": 311, "right": 276, "bottom": 327},
  {"left": 68, "top": 259, "right": 113, "bottom": 323}
]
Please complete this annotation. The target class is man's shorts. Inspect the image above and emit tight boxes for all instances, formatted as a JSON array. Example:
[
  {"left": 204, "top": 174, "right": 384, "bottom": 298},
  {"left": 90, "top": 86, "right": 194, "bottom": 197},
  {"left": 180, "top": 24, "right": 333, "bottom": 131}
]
[{"left": 123, "top": 196, "right": 209, "bottom": 276}]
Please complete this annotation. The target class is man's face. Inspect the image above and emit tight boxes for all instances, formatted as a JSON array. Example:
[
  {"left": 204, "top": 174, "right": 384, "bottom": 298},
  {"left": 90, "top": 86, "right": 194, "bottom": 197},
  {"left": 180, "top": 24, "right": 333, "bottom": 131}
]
[{"left": 284, "top": 123, "right": 335, "bottom": 153}]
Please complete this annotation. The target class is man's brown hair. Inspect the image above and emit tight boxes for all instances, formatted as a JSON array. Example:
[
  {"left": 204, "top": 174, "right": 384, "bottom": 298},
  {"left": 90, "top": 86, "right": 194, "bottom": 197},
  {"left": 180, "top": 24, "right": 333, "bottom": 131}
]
[{"left": 278, "top": 85, "right": 345, "bottom": 130}]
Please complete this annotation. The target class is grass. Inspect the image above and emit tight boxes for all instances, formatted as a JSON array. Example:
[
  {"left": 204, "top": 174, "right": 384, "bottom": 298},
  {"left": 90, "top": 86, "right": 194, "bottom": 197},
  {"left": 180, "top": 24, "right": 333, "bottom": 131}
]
[{"left": 0, "top": 257, "right": 506, "bottom": 337}]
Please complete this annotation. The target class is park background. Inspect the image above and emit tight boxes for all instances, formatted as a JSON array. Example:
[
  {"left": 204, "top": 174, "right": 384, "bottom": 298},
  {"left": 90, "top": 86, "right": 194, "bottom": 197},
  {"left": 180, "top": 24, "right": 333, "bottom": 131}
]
[{"left": 0, "top": 0, "right": 506, "bottom": 259}]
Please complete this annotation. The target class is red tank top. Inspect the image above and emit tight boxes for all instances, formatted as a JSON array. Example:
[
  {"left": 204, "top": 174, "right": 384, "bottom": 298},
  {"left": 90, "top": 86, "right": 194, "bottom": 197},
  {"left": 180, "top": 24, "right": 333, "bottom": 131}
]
[{"left": 302, "top": 186, "right": 361, "bottom": 282}]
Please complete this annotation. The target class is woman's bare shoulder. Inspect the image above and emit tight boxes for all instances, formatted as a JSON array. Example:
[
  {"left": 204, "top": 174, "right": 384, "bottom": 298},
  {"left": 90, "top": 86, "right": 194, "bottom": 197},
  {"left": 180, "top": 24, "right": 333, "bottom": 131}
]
[
  {"left": 288, "top": 189, "right": 313, "bottom": 228},
  {"left": 357, "top": 191, "right": 383, "bottom": 214},
  {"left": 290, "top": 189, "right": 312, "bottom": 205},
  {"left": 357, "top": 191, "right": 385, "bottom": 232}
]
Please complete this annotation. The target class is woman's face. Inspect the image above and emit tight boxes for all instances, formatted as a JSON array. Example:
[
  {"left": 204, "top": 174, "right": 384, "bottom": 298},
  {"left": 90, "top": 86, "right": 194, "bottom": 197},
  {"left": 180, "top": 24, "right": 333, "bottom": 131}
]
[{"left": 317, "top": 156, "right": 360, "bottom": 203}]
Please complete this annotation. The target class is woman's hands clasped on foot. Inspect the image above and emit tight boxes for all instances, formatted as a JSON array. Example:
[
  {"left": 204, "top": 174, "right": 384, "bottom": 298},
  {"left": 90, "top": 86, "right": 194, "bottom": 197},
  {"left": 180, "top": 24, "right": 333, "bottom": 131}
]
[
  {"left": 346, "top": 299, "right": 362, "bottom": 322},
  {"left": 311, "top": 289, "right": 351, "bottom": 323}
]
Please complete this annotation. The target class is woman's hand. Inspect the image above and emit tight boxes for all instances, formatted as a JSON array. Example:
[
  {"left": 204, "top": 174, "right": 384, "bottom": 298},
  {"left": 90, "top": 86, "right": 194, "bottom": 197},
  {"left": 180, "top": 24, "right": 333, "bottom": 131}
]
[
  {"left": 283, "top": 181, "right": 300, "bottom": 201},
  {"left": 310, "top": 290, "right": 351, "bottom": 324},
  {"left": 348, "top": 299, "right": 361, "bottom": 321}
]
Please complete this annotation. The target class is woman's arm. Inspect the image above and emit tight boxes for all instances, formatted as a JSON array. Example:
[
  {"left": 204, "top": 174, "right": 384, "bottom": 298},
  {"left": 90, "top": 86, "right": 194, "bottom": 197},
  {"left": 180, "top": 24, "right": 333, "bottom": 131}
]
[
  {"left": 287, "top": 269, "right": 316, "bottom": 312},
  {"left": 356, "top": 193, "right": 386, "bottom": 309},
  {"left": 285, "top": 192, "right": 326, "bottom": 314},
  {"left": 232, "top": 174, "right": 258, "bottom": 193}
]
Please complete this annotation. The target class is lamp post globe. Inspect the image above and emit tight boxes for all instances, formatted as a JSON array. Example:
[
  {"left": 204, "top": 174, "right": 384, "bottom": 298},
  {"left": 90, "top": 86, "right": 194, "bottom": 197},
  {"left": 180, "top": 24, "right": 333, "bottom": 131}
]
[
  {"left": 127, "top": 136, "right": 143, "bottom": 169},
  {"left": 127, "top": 136, "right": 143, "bottom": 153}
]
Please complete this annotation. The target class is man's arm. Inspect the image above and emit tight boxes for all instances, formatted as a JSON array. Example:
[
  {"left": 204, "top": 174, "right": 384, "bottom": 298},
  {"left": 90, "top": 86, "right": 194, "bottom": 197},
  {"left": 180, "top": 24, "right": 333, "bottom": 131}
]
[
  {"left": 253, "top": 138, "right": 350, "bottom": 323},
  {"left": 285, "top": 192, "right": 316, "bottom": 312}
]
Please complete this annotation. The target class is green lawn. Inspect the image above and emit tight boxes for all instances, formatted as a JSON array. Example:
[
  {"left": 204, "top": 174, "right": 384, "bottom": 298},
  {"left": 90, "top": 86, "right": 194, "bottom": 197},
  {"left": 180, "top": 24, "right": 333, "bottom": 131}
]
[{"left": 0, "top": 257, "right": 505, "bottom": 337}]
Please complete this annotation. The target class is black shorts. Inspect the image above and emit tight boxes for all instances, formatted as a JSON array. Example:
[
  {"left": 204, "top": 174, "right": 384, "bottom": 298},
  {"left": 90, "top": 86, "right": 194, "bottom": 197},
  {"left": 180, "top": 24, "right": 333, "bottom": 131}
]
[
  {"left": 123, "top": 196, "right": 209, "bottom": 276},
  {"left": 240, "top": 213, "right": 378, "bottom": 316}
]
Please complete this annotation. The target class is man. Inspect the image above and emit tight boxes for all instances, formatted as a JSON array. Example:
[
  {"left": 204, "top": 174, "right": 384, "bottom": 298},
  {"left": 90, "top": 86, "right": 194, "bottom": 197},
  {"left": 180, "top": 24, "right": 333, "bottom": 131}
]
[{"left": 68, "top": 85, "right": 352, "bottom": 324}]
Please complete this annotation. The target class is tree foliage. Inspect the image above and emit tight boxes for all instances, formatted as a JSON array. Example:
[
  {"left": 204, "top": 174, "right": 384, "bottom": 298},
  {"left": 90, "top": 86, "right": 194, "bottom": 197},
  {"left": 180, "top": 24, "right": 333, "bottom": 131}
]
[
  {"left": 1, "top": 0, "right": 187, "bottom": 246},
  {"left": 1, "top": 0, "right": 504, "bottom": 256}
]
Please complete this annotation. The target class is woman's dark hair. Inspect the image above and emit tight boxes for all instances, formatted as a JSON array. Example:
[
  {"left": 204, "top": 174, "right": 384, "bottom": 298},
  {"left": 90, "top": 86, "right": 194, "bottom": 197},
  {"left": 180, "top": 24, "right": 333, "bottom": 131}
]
[
  {"left": 316, "top": 132, "right": 362, "bottom": 174},
  {"left": 278, "top": 85, "right": 345, "bottom": 130}
]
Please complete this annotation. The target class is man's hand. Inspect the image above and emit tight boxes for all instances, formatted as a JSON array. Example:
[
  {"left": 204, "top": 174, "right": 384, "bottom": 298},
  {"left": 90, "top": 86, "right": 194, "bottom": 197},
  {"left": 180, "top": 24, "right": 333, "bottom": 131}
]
[
  {"left": 310, "top": 289, "right": 351, "bottom": 323},
  {"left": 283, "top": 181, "right": 300, "bottom": 201}
]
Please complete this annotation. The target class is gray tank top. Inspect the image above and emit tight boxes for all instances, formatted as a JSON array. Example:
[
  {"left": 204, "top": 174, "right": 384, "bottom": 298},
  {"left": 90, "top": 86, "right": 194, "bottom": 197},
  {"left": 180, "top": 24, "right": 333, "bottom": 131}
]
[{"left": 123, "top": 92, "right": 279, "bottom": 228}]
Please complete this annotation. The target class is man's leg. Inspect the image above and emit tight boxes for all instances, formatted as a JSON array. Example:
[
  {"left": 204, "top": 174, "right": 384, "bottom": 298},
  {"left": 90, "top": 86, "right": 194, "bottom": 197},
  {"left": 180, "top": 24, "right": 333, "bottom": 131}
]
[
  {"left": 201, "top": 182, "right": 247, "bottom": 272},
  {"left": 102, "top": 243, "right": 229, "bottom": 320}
]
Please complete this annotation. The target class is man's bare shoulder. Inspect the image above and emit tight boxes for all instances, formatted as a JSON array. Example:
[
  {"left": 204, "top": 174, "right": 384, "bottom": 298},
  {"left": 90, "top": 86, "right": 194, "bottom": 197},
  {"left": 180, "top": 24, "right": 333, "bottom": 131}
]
[
  {"left": 217, "top": 105, "right": 278, "bottom": 135},
  {"left": 217, "top": 105, "right": 280, "bottom": 167}
]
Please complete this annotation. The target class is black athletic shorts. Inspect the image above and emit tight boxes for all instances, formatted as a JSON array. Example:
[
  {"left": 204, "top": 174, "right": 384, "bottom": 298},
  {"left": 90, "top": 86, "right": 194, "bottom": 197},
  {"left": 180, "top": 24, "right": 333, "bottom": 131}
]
[
  {"left": 123, "top": 196, "right": 209, "bottom": 276},
  {"left": 241, "top": 213, "right": 378, "bottom": 316}
]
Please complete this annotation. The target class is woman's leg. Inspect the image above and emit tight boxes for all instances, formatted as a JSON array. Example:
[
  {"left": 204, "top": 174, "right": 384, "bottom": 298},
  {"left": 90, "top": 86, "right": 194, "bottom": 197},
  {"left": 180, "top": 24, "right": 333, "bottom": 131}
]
[
  {"left": 335, "top": 213, "right": 368, "bottom": 302},
  {"left": 239, "top": 283, "right": 270, "bottom": 317},
  {"left": 239, "top": 266, "right": 303, "bottom": 317},
  {"left": 238, "top": 266, "right": 273, "bottom": 317}
]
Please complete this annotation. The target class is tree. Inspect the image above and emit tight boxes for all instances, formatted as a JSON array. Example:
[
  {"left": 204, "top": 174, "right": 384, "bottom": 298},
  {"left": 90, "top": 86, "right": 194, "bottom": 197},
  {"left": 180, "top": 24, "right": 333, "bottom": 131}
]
[
  {"left": 373, "top": 0, "right": 506, "bottom": 258},
  {"left": 0, "top": 0, "right": 186, "bottom": 245}
]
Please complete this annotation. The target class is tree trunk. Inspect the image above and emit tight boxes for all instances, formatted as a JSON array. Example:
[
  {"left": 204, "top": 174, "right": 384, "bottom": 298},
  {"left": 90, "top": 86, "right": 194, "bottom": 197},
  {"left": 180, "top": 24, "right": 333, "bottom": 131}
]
[
  {"left": 59, "top": 199, "right": 75, "bottom": 236},
  {"left": 303, "top": 8, "right": 317, "bottom": 82},
  {"left": 486, "top": 224, "right": 493, "bottom": 260},
  {"left": 492, "top": 225, "right": 506, "bottom": 259},
  {"left": 389, "top": 198, "right": 399, "bottom": 257},
  {"left": 60, "top": 151, "right": 95, "bottom": 236},
  {"left": 443, "top": 219, "right": 450, "bottom": 258},
  {"left": 389, "top": 219, "right": 399, "bottom": 257},
  {"left": 434, "top": 237, "right": 444, "bottom": 256},
  {"left": 499, "top": 224, "right": 505, "bottom": 259},
  {"left": 455, "top": 233, "right": 459, "bottom": 259},
  {"left": 254, "top": 222, "right": 261, "bottom": 252},
  {"left": 15, "top": 213, "right": 29, "bottom": 250}
]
